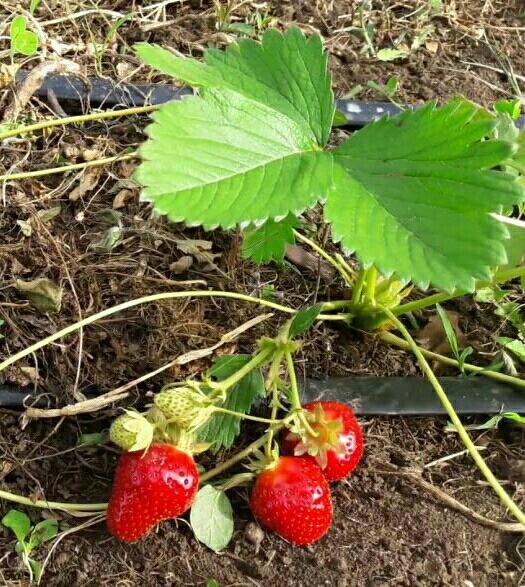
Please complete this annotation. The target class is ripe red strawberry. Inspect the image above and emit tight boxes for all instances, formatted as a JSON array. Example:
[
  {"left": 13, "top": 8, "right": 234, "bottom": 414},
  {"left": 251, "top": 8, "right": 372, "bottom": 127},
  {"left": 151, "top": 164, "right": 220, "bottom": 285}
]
[
  {"left": 249, "top": 456, "right": 332, "bottom": 545},
  {"left": 107, "top": 443, "right": 199, "bottom": 542},
  {"left": 282, "top": 401, "right": 363, "bottom": 482}
]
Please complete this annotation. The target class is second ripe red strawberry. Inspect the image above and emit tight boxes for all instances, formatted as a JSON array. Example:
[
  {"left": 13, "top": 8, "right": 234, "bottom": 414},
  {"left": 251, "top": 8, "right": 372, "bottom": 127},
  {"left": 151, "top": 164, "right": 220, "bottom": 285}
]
[
  {"left": 282, "top": 401, "right": 363, "bottom": 482},
  {"left": 249, "top": 456, "right": 332, "bottom": 545},
  {"left": 107, "top": 443, "right": 199, "bottom": 542}
]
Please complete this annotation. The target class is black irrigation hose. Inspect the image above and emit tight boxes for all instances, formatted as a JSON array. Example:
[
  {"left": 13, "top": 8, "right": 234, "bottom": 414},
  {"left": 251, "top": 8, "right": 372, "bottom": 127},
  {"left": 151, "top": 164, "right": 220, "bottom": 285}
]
[
  {"left": 16, "top": 71, "right": 525, "bottom": 129},
  {"left": 2, "top": 73, "right": 525, "bottom": 415},
  {"left": 2, "top": 377, "right": 525, "bottom": 414}
]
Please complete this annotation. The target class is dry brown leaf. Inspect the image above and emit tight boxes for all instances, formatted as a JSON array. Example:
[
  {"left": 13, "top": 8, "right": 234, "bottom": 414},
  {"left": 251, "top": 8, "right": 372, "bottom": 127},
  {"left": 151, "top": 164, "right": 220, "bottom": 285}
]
[
  {"left": 417, "top": 310, "right": 467, "bottom": 355},
  {"left": 112, "top": 188, "right": 136, "bottom": 209},
  {"left": 170, "top": 255, "right": 194, "bottom": 274},
  {"left": 69, "top": 167, "right": 102, "bottom": 201}
]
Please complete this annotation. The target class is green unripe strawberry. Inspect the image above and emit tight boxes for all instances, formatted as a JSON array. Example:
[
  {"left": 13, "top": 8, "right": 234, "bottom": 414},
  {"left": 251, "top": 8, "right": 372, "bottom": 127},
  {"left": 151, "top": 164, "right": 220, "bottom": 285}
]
[
  {"left": 110, "top": 411, "right": 154, "bottom": 452},
  {"left": 154, "top": 386, "right": 212, "bottom": 429}
]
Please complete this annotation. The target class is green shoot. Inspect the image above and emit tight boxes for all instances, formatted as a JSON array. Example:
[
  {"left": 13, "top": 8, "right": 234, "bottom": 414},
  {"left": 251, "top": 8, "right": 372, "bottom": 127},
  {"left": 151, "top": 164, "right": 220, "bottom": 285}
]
[
  {"left": 2, "top": 510, "right": 58, "bottom": 583},
  {"left": 436, "top": 304, "right": 473, "bottom": 375}
]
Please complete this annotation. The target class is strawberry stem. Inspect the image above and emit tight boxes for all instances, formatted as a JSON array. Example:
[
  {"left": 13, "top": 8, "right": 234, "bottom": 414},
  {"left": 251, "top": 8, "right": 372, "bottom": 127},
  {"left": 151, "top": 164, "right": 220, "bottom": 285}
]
[
  {"left": 265, "top": 353, "right": 285, "bottom": 458},
  {"left": 0, "top": 291, "right": 348, "bottom": 375},
  {"left": 200, "top": 430, "right": 281, "bottom": 483},
  {"left": 293, "top": 230, "right": 354, "bottom": 285},
  {"left": 212, "top": 406, "right": 283, "bottom": 425},
  {"left": 285, "top": 351, "right": 317, "bottom": 437},
  {"left": 0, "top": 104, "right": 159, "bottom": 141},
  {"left": 379, "top": 331, "right": 525, "bottom": 389},
  {"left": 380, "top": 305, "right": 525, "bottom": 529},
  {"left": 211, "top": 347, "right": 274, "bottom": 396},
  {"left": 0, "top": 489, "right": 107, "bottom": 513}
]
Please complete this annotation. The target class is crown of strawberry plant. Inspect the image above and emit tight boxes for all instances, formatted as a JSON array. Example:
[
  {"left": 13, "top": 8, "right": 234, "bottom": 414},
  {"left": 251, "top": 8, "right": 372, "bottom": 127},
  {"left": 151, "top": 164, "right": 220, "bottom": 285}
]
[{"left": 135, "top": 28, "right": 524, "bottom": 293}]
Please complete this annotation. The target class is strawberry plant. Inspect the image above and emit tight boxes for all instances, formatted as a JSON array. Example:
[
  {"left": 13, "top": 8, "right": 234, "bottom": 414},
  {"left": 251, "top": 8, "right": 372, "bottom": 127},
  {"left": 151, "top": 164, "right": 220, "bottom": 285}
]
[{"left": 1, "top": 26, "right": 525, "bottom": 557}]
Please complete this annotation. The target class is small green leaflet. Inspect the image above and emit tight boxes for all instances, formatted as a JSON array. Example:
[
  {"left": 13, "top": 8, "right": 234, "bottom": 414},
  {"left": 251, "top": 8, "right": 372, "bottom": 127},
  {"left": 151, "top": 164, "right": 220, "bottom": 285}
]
[
  {"left": 494, "top": 99, "right": 521, "bottom": 120},
  {"left": 288, "top": 304, "right": 323, "bottom": 339},
  {"left": 10, "top": 16, "right": 39, "bottom": 56},
  {"left": 198, "top": 355, "right": 265, "bottom": 451},
  {"left": 436, "top": 304, "right": 473, "bottom": 374},
  {"left": 242, "top": 215, "right": 299, "bottom": 263},
  {"left": 190, "top": 485, "right": 234, "bottom": 552},
  {"left": 376, "top": 48, "right": 408, "bottom": 61},
  {"left": 327, "top": 99, "right": 523, "bottom": 291},
  {"left": 136, "top": 87, "right": 334, "bottom": 230},
  {"left": 497, "top": 337, "right": 525, "bottom": 362},
  {"left": 137, "top": 28, "right": 334, "bottom": 147},
  {"left": 2, "top": 510, "right": 31, "bottom": 543},
  {"left": 2, "top": 510, "right": 58, "bottom": 582},
  {"left": 496, "top": 216, "right": 525, "bottom": 268}
]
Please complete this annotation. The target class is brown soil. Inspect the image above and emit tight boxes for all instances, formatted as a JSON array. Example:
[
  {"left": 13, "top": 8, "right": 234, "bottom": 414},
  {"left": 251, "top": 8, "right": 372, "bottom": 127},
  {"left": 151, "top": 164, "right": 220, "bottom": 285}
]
[{"left": 1, "top": 1, "right": 525, "bottom": 585}]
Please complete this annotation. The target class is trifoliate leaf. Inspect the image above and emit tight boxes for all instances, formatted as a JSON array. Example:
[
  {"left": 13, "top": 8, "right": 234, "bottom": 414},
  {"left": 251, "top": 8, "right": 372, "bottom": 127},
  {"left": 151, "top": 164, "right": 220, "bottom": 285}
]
[
  {"left": 198, "top": 355, "right": 265, "bottom": 452},
  {"left": 136, "top": 28, "right": 334, "bottom": 146},
  {"left": 190, "top": 485, "right": 234, "bottom": 552},
  {"left": 326, "top": 99, "right": 524, "bottom": 292},
  {"left": 288, "top": 304, "right": 323, "bottom": 339},
  {"left": 242, "top": 215, "right": 299, "bottom": 263},
  {"left": 136, "top": 88, "right": 333, "bottom": 229}
]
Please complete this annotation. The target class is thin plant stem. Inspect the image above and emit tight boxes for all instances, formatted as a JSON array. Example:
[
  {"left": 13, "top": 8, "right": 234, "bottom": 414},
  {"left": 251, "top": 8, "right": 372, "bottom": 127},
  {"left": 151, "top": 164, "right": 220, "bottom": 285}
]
[
  {"left": 351, "top": 267, "right": 366, "bottom": 305},
  {"left": 379, "top": 331, "right": 525, "bottom": 389},
  {"left": 285, "top": 351, "right": 317, "bottom": 437},
  {"left": 0, "top": 489, "right": 107, "bottom": 512},
  {"left": 380, "top": 306, "right": 525, "bottom": 528},
  {"left": 265, "top": 353, "right": 284, "bottom": 458},
  {"left": 200, "top": 431, "right": 277, "bottom": 482},
  {"left": 0, "top": 105, "right": 158, "bottom": 141},
  {"left": 293, "top": 230, "right": 354, "bottom": 284},
  {"left": 393, "top": 264, "right": 525, "bottom": 317},
  {"left": 214, "top": 348, "right": 273, "bottom": 393},
  {"left": 0, "top": 153, "right": 137, "bottom": 183},
  {"left": 0, "top": 291, "right": 346, "bottom": 375},
  {"left": 212, "top": 406, "right": 283, "bottom": 425},
  {"left": 364, "top": 265, "right": 377, "bottom": 304}
]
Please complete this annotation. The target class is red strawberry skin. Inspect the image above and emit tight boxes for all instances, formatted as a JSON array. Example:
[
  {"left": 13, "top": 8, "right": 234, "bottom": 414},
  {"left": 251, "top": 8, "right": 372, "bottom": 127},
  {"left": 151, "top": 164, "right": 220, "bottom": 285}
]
[
  {"left": 107, "top": 443, "right": 199, "bottom": 542},
  {"left": 282, "top": 401, "right": 363, "bottom": 482},
  {"left": 250, "top": 456, "right": 332, "bottom": 545}
]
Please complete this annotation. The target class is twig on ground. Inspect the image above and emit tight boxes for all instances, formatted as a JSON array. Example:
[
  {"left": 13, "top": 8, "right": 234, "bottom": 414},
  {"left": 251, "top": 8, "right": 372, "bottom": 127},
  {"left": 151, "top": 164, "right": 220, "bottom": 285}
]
[{"left": 23, "top": 313, "right": 273, "bottom": 419}]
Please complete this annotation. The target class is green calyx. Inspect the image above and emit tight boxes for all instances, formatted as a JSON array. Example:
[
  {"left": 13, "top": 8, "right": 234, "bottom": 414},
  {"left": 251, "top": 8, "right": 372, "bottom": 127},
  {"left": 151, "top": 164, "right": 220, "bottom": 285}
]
[
  {"left": 285, "top": 404, "right": 344, "bottom": 469},
  {"left": 154, "top": 384, "right": 214, "bottom": 429},
  {"left": 109, "top": 410, "right": 155, "bottom": 452}
]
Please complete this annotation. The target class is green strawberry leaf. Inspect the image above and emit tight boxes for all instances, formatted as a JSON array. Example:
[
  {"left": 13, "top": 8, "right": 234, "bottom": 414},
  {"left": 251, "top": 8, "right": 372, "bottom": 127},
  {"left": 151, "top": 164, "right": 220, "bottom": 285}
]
[
  {"left": 242, "top": 215, "right": 299, "bottom": 263},
  {"left": 288, "top": 304, "right": 323, "bottom": 339},
  {"left": 198, "top": 355, "right": 265, "bottom": 452},
  {"left": 190, "top": 485, "right": 234, "bottom": 552},
  {"left": 136, "top": 27, "right": 334, "bottom": 146},
  {"left": 2, "top": 510, "right": 31, "bottom": 544},
  {"left": 136, "top": 88, "right": 333, "bottom": 229},
  {"left": 326, "top": 99, "right": 524, "bottom": 291}
]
